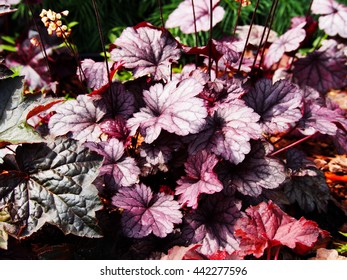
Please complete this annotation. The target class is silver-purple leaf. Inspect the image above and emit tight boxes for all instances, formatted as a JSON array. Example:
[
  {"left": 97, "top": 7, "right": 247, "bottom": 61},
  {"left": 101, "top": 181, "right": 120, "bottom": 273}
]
[
  {"left": 112, "top": 184, "right": 182, "bottom": 238},
  {"left": 85, "top": 138, "right": 140, "bottom": 187},
  {"left": 189, "top": 101, "right": 262, "bottom": 164},
  {"left": 165, "top": 0, "right": 225, "bottom": 34},
  {"left": 183, "top": 192, "right": 241, "bottom": 256},
  {"left": 176, "top": 150, "right": 223, "bottom": 209},
  {"left": 110, "top": 26, "right": 181, "bottom": 81},
  {"left": 219, "top": 141, "right": 286, "bottom": 197},
  {"left": 49, "top": 95, "right": 106, "bottom": 143},
  {"left": 311, "top": 0, "right": 347, "bottom": 38},
  {"left": 243, "top": 79, "right": 303, "bottom": 134},
  {"left": 127, "top": 78, "right": 207, "bottom": 144},
  {"left": 79, "top": 59, "right": 109, "bottom": 90}
]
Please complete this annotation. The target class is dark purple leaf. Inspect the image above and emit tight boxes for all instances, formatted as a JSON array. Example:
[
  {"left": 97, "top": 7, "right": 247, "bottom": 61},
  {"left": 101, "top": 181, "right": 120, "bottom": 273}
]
[
  {"left": 127, "top": 78, "right": 207, "bottom": 144},
  {"left": 293, "top": 46, "right": 347, "bottom": 93},
  {"left": 110, "top": 26, "right": 181, "bottom": 81},
  {"left": 112, "top": 184, "right": 182, "bottom": 238},
  {"left": 0, "top": 137, "right": 103, "bottom": 238},
  {"left": 94, "top": 82, "right": 136, "bottom": 119},
  {"left": 234, "top": 201, "right": 327, "bottom": 258},
  {"left": 189, "top": 101, "right": 262, "bottom": 164},
  {"left": 217, "top": 141, "right": 286, "bottom": 197},
  {"left": 311, "top": 0, "right": 347, "bottom": 38},
  {"left": 243, "top": 79, "right": 303, "bottom": 134},
  {"left": 165, "top": 0, "right": 225, "bottom": 34},
  {"left": 334, "top": 128, "right": 347, "bottom": 154},
  {"left": 5, "top": 31, "right": 54, "bottom": 92},
  {"left": 264, "top": 25, "right": 306, "bottom": 68},
  {"left": 79, "top": 59, "right": 109, "bottom": 90},
  {"left": 176, "top": 150, "right": 223, "bottom": 209},
  {"left": 139, "top": 132, "right": 181, "bottom": 172},
  {"left": 48, "top": 95, "right": 106, "bottom": 143},
  {"left": 183, "top": 192, "right": 241, "bottom": 256},
  {"left": 85, "top": 138, "right": 140, "bottom": 187}
]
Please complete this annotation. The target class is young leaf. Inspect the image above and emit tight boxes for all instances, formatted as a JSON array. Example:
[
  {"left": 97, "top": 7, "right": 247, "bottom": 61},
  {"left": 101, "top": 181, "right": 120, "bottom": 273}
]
[
  {"left": 49, "top": 95, "right": 106, "bottom": 143},
  {"left": 110, "top": 26, "right": 181, "bottom": 81},
  {"left": 0, "top": 137, "right": 103, "bottom": 238},
  {"left": 112, "top": 183, "right": 182, "bottom": 238},
  {"left": 176, "top": 150, "right": 223, "bottom": 209},
  {"left": 234, "top": 201, "right": 328, "bottom": 258},
  {"left": 165, "top": 0, "right": 225, "bottom": 34},
  {"left": 311, "top": 0, "right": 347, "bottom": 38},
  {"left": 183, "top": 192, "right": 241, "bottom": 256},
  {"left": 85, "top": 138, "right": 140, "bottom": 188},
  {"left": 188, "top": 101, "right": 262, "bottom": 164},
  {"left": 127, "top": 78, "right": 207, "bottom": 144},
  {"left": 218, "top": 141, "right": 286, "bottom": 197},
  {"left": 0, "top": 76, "right": 46, "bottom": 144},
  {"left": 243, "top": 79, "right": 303, "bottom": 134}
]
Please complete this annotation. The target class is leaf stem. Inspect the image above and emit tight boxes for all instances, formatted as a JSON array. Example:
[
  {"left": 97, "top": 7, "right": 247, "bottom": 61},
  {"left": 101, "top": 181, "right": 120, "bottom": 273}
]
[
  {"left": 270, "top": 133, "right": 316, "bottom": 157},
  {"left": 232, "top": 1, "right": 243, "bottom": 37},
  {"left": 237, "top": 0, "right": 261, "bottom": 74},
  {"left": 157, "top": 0, "right": 165, "bottom": 28},
  {"left": 208, "top": 0, "right": 213, "bottom": 80},
  {"left": 191, "top": 0, "right": 199, "bottom": 66}
]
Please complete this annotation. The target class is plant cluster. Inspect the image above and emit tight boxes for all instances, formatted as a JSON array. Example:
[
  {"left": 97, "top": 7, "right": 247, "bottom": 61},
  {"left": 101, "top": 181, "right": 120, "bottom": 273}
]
[{"left": 0, "top": 0, "right": 347, "bottom": 259}]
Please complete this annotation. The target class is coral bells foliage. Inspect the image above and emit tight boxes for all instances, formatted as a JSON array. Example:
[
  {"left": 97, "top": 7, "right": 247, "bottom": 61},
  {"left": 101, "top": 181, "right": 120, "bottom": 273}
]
[{"left": 2, "top": 0, "right": 347, "bottom": 259}]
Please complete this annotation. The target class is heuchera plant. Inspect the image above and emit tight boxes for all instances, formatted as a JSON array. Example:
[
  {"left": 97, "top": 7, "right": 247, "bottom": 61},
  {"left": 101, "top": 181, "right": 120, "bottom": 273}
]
[{"left": 0, "top": 0, "right": 347, "bottom": 259}]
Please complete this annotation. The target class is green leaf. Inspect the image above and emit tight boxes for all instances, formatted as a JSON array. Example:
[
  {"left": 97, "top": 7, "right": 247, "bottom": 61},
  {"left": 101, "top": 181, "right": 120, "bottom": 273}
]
[
  {"left": 0, "top": 76, "right": 45, "bottom": 144},
  {"left": 0, "top": 137, "right": 104, "bottom": 238}
]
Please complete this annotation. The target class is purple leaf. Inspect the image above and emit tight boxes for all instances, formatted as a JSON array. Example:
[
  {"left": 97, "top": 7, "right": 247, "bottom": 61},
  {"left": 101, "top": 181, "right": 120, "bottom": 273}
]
[
  {"left": 112, "top": 184, "right": 182, "bottom": 238},
  {"left": 5, "top": 31, "right": 54, "bottom": 91},
  {"left": 49, "top": 95, "right": 106, "bottom": 142},
  {"left": 188, "top": 101, "right": 261, "bottom": 164},
  {"left": 79, "top": 59, "right": 109, "bottom": 90},
  {"left": 298, "top": 101, "right": 338, "bottom": 136},
  {"left": 264, "top": 25, "right": 306, "bottom": 68},
  {"left": 311, "top": 0, "right": 347, "bottom": 38},
  {"left": 217, "top": 141, "right": 286, "bottom": 197},
  {"left": 165, "top": 0, "right": 225, "bottom": 34},
  {"left": 0, "top": 4, "right": 17, "bottom": 16},
  {"left": 176, "top": 150, "right": 223, "bottom": 209},
  {"left": 183, "top": 192, "right": 241, "bottom": 256},
  {"left": 99, "top": 116, "right": 129, "bottom": 142},
  {"left": 243, "top": 79, "right": 303, "bottom": 134},
  {"left": 85, "top": 138, "right": 140, "bottom": 187},
  {"left": 94, "top": 82, "right": 136, "bottom": 119},
  {"left": 110, "top": 26, "right": 181, "bottom": 81},
  {"left": 127, "top": 78, "right": 207, "bottom": 144},
  {"left": 293, "top": 45, "right": 347, "bottom": 93}
]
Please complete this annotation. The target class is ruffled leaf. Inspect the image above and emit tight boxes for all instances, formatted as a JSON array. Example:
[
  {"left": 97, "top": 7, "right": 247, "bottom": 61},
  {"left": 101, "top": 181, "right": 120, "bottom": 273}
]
[
  {"left": 85, "top": 138, "right": 140, "bottom": 187},
  {"left": 0, "top": 137, "right": 103, "bottom": 238},
  {"left": 79, "top": 59, "right": 109, "bottom": 90},
  {"left": 176, "top": 150, "right": 223, "bottom": 209},
  {"left": 127, "top": 78, "right": 207, "bottom": 144},
  {"left": 48, "top": 95, "right": 106, "bottom": 143},
  {"left": 112, "top": 184, "right": 182, "bottom": 238},
  {"left": 188, "top": 101, "right": 262, "bottom": 164},
  {"left": 243, "top": 79, "right": 303, "bottom": 134},
  {"left": 183, "top": 192, "right": 241, "bottom": 256},
  {"left": 218, "top": 141, "right": 286, "bottom": 196},
  {"left": 165, "top": 0, "right": 225, "bottom": 34},
  {"left": 110, "top": 26, "right": 181, "bottom": 81}
]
